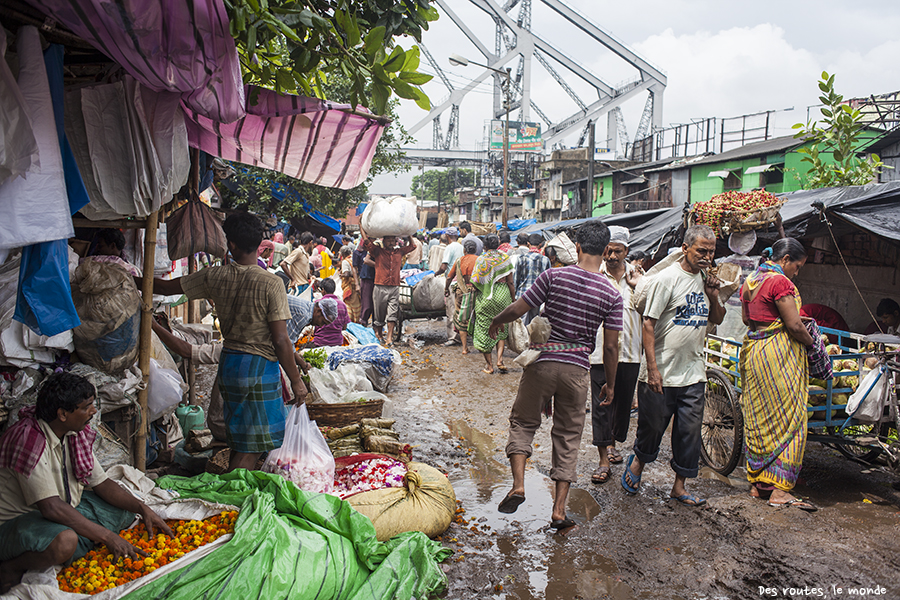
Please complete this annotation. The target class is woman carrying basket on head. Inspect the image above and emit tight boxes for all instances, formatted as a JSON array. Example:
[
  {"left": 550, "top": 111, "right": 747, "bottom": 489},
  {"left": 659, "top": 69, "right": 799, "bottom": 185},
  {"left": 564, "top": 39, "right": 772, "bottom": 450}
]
[{"left": 738, "top": 238, "right": 819, "bottom": 512}]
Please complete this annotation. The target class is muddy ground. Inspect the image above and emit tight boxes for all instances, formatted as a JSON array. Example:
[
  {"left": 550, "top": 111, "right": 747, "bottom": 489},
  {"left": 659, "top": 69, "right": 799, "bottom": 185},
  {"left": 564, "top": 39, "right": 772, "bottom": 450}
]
[
  {"left": 386, "top": 320, "right": 900, "bottom": 600},
  {"left": 185, "top": 319, "right": 900, "bottom": 600}
]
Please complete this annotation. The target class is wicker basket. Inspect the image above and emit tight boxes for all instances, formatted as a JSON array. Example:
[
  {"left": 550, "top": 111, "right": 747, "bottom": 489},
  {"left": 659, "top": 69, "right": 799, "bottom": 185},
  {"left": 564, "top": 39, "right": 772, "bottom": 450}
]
[
  {"left": 720, "top": 200, "right": 786, "bottom": 235},
  {"left": 306, "top": 399, "right": 385, "bottom": 428}
]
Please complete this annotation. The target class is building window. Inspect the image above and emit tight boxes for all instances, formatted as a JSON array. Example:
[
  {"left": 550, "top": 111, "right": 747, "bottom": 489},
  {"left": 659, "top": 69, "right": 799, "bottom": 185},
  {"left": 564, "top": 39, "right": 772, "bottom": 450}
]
[
  {"left": 723, "top": 171, "right": 741, "bottom": 190},
  {"left": 762, "top": 166, "right": 783, "bottom": 187}
]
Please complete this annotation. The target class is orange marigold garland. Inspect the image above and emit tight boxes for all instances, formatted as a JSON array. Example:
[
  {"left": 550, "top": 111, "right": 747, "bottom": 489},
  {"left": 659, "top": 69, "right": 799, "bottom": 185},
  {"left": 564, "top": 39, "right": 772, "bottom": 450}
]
[{"left": 56, "top": 510, "right": 238, "bottom": 595}]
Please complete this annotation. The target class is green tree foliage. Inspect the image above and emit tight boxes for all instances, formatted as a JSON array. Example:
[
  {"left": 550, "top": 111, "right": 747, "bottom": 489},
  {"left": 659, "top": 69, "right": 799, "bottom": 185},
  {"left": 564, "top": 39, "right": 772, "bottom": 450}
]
[
  {"left": 792, "top": 72, "right": 887, "bottom": 188},
  {"left": 225, "top": 0, "right": 437, "bottom": 114},
  {"left": 219, "top": 76, "right": 414, "bottom": 221},
  {"left": 410, "top": 168, "right": 479, "bottom": 204}
]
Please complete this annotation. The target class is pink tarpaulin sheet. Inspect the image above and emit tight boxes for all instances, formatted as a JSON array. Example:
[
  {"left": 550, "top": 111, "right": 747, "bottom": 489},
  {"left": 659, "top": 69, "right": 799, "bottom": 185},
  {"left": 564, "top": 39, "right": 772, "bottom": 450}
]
[{"left": 29, "top": 0, "right": 386, "bottom": 189}]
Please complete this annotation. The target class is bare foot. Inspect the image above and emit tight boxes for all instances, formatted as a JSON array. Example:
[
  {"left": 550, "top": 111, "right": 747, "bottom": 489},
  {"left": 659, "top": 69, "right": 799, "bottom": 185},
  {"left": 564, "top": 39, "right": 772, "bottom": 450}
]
[
  {"left": 0, "top": 563, "right": 24, "bottom": 595},
  {"left": 461, "top": 349, "right": 469, "bottom": 355}
]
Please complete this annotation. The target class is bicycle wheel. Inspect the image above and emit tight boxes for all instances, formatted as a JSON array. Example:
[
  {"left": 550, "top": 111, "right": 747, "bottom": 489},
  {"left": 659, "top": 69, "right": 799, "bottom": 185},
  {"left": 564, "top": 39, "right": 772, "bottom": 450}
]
[
  {"left": 828, "top": 423, "right": 888, "bottom": 463},
  {"left": 701, "top": 369, "right": 744, "bottom": 475}
]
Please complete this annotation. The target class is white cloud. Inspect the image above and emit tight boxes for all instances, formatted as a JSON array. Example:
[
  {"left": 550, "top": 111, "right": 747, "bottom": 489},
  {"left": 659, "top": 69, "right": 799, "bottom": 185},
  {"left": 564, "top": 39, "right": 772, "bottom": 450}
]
[{"left": 632, "top": 24, "right": 820, "bottom": 125}]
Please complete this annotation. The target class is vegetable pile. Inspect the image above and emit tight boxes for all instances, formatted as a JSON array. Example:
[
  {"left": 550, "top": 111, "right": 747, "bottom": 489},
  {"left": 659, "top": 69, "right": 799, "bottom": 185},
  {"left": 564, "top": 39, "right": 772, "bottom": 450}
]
[
  {"left": 691, "top": 189, "right": 782, "bottom": 235},
  {"left": 300, "top": 348, "right": 328, "bottom": 385},
  {"left": 57, "top": 511, "right": 237, "bottom": 595},
  {"left": 333, "top": 456, "right": 408, "bottom": 499}
]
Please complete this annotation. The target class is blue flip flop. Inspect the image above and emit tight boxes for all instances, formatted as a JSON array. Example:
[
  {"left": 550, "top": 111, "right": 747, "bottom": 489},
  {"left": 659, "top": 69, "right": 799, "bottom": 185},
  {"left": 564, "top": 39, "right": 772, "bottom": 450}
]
[
  {"left": 671, "top": 493, "right": 707, "bottom": 507},
  {"left": 620, "top": 454, "right": 641, "bottom": 495}
]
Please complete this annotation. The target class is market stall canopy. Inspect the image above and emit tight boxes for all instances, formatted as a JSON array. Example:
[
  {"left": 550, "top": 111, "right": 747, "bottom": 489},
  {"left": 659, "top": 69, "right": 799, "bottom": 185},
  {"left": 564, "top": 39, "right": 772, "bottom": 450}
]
[
  {"left": 626, "top": 181, "right": 900, "bottom": 256},
  {"left": 24, "top": 0, "right": 386, "bottom": 190},
  {"left": 778, "top": 180, "right": 900, "bottom": 242}
]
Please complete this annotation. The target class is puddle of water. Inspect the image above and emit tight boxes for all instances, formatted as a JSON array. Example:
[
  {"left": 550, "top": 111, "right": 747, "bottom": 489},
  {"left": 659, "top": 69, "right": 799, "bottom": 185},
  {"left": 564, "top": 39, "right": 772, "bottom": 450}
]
[
  {"left": 412, "top": 365, "right": 440, "bottom": 382},
  {"left": 445, "top": 419, "right": 631, "bottom": 599}
]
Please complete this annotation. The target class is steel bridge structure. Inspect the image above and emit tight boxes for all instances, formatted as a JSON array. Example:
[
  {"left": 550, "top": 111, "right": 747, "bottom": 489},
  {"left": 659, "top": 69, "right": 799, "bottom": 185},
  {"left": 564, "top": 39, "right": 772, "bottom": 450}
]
[{"left": 401, "top": 0, "right": 667, "bottom": 168}]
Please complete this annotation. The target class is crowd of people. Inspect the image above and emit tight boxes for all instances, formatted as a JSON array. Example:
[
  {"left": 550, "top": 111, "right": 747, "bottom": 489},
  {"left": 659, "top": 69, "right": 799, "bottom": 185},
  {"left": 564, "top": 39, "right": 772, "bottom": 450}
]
[{"left": 4, "top": 209, "right": 898, "bottom": 589}]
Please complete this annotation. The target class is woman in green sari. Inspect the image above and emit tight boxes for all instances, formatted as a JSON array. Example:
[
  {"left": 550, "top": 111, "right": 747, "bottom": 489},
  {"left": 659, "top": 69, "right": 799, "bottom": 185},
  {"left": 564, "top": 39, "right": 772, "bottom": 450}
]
[{"left": 469, "top": 234, "right": 515, "bottom": 374}]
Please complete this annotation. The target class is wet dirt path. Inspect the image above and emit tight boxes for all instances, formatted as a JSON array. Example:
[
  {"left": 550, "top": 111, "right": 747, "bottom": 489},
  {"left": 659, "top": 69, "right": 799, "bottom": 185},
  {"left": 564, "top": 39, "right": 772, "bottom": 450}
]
[{"left": 390, "top": 321, "right": 900, "bottom": 600}]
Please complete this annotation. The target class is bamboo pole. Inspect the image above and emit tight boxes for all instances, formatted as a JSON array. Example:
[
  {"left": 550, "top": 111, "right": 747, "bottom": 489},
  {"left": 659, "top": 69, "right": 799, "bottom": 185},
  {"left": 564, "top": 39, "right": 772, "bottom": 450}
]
[
  {"left": 135, "top": 208, "right": 159, "bottom": 471},
  {"left": 186, "top": 148, "right": 200, "bottom": 406}
]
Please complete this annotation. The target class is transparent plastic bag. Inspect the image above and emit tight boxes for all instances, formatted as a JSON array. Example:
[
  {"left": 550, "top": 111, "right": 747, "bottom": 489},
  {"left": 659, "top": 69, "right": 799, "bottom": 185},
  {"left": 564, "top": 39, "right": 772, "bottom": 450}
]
[{"left": 262, "top": 404, "right": 335, "bottom": 493}]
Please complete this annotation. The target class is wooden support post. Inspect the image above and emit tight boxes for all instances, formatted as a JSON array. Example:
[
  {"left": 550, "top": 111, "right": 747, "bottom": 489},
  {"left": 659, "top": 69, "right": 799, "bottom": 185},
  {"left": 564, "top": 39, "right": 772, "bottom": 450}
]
[
  {"left": 186, "top": 257, "right": 197, "bottom": 405},
  {"left": 135, "top": 209, "right": 159, "bottom": 471},
  {"left": 185, "top": 147, "right": 200, "bottom": 406}
]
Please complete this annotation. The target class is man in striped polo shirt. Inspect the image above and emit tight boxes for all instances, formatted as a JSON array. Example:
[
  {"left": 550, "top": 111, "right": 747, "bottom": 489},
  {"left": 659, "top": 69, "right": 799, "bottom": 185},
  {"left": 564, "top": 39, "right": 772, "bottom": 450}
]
[{"left": 489, "top": 221, "right": 623, "bottom": 531}]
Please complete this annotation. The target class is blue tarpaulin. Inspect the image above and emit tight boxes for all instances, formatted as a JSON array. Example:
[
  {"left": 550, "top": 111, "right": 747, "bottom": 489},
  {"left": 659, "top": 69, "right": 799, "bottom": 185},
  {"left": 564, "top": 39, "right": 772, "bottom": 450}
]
[{"left": 506, "top": 218, "right": 536, "bottom": 231}]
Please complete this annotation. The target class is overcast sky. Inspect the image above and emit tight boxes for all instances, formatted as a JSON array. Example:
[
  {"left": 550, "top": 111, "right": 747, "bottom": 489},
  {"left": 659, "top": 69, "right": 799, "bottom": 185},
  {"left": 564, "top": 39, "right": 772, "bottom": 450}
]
[{"left": 370, "top": 0, "right": 900, "bottom": 194}]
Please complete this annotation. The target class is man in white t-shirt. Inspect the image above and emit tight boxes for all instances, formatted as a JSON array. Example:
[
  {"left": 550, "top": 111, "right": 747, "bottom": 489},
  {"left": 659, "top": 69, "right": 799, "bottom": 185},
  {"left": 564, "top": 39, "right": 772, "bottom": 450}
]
[{"left": 621, "top": 225, "right": 725, "bottom": 507}]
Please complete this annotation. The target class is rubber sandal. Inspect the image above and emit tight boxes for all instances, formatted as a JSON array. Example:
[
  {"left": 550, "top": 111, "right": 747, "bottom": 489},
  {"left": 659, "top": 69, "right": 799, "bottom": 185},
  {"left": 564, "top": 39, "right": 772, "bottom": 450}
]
[
  {"left": 608, "top": 447, "right": 623, "bottom": 464},
  {"left": 498, "top": 492, "right": 525, "bottom": 514},
  {"left": 767, "top": 498, "right": 818, "bottom": 512},
  {"left": 591, "top": 466, "right": 611, "bottom": 484},
  {"left": 670, "top": 493, "right": 707, "bottom": 507},
  {"left": 620, "top": 454, "right": 641, "bottom": 495},
  {"left": 549, "top": 516, "right": 576, "bottom": 530},
  {"left": 497, "top": 364, "right": 508, "bottom": 374}
]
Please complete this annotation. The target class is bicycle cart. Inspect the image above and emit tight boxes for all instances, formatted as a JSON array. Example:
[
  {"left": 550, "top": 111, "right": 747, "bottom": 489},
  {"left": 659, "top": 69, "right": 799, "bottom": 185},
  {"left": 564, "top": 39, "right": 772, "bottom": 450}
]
[{"left": 700, "top": 327, "right": 900, "bottom": 476}]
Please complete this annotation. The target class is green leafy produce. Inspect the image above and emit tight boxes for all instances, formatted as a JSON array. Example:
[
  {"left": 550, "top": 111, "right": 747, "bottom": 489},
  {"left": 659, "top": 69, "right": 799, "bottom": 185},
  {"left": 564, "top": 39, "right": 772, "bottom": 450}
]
[{"left": 302, "top": 348, "right": 328, "bottom": 370}]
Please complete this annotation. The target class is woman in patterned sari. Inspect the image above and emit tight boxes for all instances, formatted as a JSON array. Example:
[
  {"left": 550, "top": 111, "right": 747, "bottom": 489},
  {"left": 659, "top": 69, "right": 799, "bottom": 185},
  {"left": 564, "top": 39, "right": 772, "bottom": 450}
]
[
  {"left": 739, "top": 238, "right": 817, "bottom": 511},
  {"left": 469, "top": 234, "right": 515, "bottom": 374},
  {"left": 339, "top": 245, "right": 361, "bottom": 322},
  {"left": 444, "top": 240, "right": 478, "bottom": 354}
]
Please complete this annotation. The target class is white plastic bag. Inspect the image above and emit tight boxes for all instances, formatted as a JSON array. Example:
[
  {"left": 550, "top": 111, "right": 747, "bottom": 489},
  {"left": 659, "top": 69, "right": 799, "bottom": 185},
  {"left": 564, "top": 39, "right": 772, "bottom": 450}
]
[
  {"left": 147, "top": 358, "right": 187, "bottom": 421},
  {"left": 507, "top": 318, "right": 530, "bottom": 355},
  {"left": 513, "top": 317, "right": 552, "bottom": 368},
  {"left": 846, "top": 366, "right": 890, "bottom": 423},
  {"left": 262, "top": 404, "right": 335, "bottom": 493},
  {"left": 308, "top": 363, "right": 373, "bottom": 404},
  {"left": 360, "top": 197, "right": 418, "bottom": 237}
]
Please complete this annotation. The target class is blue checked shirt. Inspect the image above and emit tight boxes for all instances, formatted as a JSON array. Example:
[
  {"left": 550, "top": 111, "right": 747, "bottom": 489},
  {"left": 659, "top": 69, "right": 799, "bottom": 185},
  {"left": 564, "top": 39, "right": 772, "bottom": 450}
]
[
  {"left": 286, "top": 295, "right": 314, "bottom": 343},
  {"left": 515, "top": 251, "right": 551, "bottom": 299}
]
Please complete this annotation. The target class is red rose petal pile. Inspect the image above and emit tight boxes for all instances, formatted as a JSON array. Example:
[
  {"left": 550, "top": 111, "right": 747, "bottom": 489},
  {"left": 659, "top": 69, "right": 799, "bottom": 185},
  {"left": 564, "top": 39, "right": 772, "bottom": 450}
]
[{"left": 692, "top": 189, "right": 781, "bottom": 235}]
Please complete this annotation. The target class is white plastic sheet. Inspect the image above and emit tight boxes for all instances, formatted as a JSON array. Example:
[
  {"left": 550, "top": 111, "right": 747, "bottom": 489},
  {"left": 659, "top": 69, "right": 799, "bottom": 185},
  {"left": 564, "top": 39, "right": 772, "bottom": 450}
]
[
  {"left": 64, "top": 77, "right": 189, "bottom": 220},
  {"left": 0, "top": 25, "right": 39, "bottom": 186},
  {"left": 0, "top": 27, "right": 74, "bottom": 251}
]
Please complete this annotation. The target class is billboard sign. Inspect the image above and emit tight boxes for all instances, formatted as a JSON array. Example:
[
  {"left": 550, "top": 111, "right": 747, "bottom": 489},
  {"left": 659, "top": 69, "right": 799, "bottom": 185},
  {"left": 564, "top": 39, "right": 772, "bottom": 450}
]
[{"left": 490, "top": 120, "right": 542, "bottom": 152}]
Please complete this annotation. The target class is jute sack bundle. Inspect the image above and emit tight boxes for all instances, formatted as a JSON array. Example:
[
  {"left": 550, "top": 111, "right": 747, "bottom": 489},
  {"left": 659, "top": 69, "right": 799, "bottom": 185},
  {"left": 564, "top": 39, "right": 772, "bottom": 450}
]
[
  {"left": 71, "top": 260, "right": 141, "bottom": 375},
  {"left": 346, "top": 461, "right": 456, "bottom": 541}
]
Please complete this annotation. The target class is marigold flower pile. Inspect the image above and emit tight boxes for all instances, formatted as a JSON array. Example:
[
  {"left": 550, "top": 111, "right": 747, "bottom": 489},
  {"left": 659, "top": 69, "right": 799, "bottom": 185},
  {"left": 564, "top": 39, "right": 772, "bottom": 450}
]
[{"left": 56, "top": 510, "right": 238, "bottom": 595}]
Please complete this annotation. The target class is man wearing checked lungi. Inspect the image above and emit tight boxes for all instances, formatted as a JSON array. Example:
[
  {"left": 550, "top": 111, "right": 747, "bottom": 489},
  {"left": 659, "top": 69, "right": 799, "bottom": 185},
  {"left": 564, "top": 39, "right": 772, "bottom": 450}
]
[{"left": 138, "top": 212, "right": 332, "bottom": 472}]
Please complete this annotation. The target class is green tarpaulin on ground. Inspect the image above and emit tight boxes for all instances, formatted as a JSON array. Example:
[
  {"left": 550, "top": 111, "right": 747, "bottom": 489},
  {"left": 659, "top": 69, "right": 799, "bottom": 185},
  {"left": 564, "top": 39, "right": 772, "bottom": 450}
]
[{"left": 133, "top": 470, "right": 451, "bottom": 600}]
